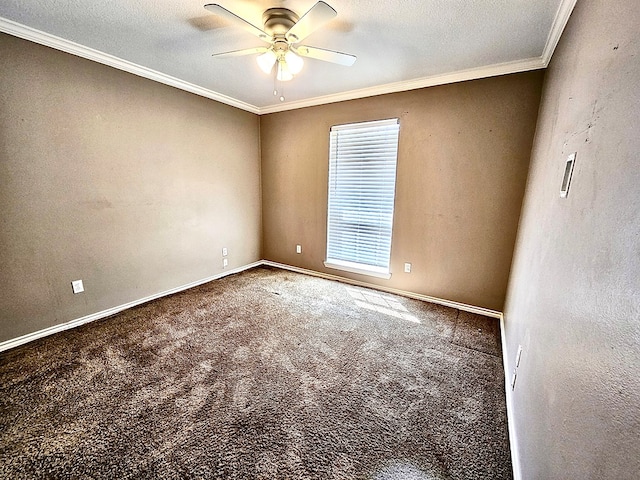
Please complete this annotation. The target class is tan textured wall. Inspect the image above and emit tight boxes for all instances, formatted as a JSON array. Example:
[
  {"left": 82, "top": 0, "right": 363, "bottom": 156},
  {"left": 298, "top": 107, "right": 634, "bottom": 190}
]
[
  {"left": 0, "top": 33, "right": 262, "bottom": 343},
  {"left": 503, "top": 0, "right": 640, "bottom": 478},
  {"left": 261, "top": 72, "right": 543, "bottom": 310}
]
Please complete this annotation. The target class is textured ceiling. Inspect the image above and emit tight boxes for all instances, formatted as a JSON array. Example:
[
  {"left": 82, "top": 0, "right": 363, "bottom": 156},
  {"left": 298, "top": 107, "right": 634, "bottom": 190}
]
[{"left": 0, "top": 0, "right": 574, "bottom": 113}]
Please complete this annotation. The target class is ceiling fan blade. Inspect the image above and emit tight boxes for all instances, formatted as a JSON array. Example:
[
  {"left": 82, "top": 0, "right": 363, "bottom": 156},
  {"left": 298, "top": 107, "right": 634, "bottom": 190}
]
[
  {"left": 285, "top": 1, "right": 337, "bottom": 43},
  {"left": 295, "top": 45, "right": 356, "bottom": 66},
  {"left": 211, "top": 47, "right": 268, "bottom": 58},
  {"left": 204, "top": 4, "right": 272, "bottom": 42}
]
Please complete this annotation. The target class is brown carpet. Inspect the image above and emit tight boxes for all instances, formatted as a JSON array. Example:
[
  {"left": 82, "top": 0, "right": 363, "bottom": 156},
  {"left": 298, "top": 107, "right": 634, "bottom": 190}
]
[{"left": 0, "top": 266, "right": 512, "bottom": 479}]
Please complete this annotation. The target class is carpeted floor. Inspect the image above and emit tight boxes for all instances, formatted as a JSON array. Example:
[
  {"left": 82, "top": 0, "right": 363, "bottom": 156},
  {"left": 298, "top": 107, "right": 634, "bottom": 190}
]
[{"left": 0, "top": 266, "right": 512, "bottom": 479}]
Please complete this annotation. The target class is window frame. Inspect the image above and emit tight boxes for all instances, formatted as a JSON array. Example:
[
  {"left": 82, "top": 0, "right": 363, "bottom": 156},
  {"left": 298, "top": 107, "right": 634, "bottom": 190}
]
[{"left": 324, "top": 118, "right": 400, "bottom": 279}]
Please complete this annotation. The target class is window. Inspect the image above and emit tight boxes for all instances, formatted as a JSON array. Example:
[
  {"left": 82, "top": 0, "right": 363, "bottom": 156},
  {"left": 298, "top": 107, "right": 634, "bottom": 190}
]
[{"left": 324, "top": 118, "right": 400, "bottom": 279}]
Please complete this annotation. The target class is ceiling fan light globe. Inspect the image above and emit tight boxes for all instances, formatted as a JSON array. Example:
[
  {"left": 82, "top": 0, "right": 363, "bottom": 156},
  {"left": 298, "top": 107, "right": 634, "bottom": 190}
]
[
  {"left": 256, "top": 50, "right": 277, "bottom": 74},
  {"left": 284, "top": 50, "right": 304, "bottom": 74}
]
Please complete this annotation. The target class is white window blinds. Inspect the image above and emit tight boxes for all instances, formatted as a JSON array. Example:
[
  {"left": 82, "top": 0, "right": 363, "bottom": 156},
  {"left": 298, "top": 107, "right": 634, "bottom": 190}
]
[{"left": 325, "top": 118, "right": 400, "bottom": 279}]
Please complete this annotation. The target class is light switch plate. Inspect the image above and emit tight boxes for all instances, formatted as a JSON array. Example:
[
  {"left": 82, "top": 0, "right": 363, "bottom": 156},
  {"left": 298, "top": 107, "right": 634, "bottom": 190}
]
[
  {"left": 296, "top": 245, "right": 302, "bottom": 254},
  {"left": 560, "top": 152, "right": 576, "bottom": 198}
]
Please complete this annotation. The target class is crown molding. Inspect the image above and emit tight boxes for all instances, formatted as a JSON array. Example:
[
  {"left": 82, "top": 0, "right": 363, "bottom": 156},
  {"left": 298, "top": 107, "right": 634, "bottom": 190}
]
[
  {"left": 541, "top": 0, "right": 578, "bottom": 66},
  {"left": 0, "top": 17, "right": 261, "bottom": 114},
  {"left": 258, "top": 56, "right": 545, "bottom": 114},
  {"left": 261, "top": 0, "right": 578, "bottom": 114},
  {"left": 1, "top": 0, "right": 577, "bottom": 116}
]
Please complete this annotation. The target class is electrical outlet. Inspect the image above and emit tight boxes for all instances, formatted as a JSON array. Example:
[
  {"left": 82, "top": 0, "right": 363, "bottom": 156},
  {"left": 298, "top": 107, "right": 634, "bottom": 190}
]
[
  {"left": 404, "top": 263, "right": 412, "bottom": 273},
  {"left": 296, "top": 244, "right": 302, "bottom": 254},
  {"left": 223, "top": 258, "right": 228, "bottom": 268},
  {"left": 71, "top": 280, "right": 84, "bottom": 294},
  {"left": 222, "top": 247, "right": 228, "bottom": 257}
]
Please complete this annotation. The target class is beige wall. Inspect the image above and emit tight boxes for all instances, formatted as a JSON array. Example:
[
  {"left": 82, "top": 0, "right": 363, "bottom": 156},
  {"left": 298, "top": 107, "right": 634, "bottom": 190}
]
[
  {"left": 0, "top": 33, "right": 262, "bottom": 343},
  {"left": 503, "top": 0, "right": 640, "bottom": 478},
  {"left": 261, "top": 72, "right": 543, "bottom": 311}
]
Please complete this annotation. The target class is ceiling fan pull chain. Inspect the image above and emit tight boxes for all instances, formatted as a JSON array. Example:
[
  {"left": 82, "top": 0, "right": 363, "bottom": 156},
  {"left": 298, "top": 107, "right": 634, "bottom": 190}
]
[
  {"left": 273, "top": 69, "right": 279, "bottom": 97},
  {"left": 273, "top": 68, "right": 285, "bottom": 102}
]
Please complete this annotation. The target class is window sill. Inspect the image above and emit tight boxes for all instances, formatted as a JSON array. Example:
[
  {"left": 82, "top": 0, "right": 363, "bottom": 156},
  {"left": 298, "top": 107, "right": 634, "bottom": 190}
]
[{"left": 324, "top": 260, "right": 391, "bottom": 280}]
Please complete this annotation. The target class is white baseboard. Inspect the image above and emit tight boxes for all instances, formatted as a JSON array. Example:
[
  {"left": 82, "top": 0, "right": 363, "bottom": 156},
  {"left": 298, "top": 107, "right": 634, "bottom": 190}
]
[
  {"left": 1, "top": 258, "right": 502, "bottom": 349},
  {"left": 266, "top": 260, "right": 518, "bottom": 478},
  {"left": 0, "top": 261, "right": 262, "bottom": 353},
  {"left": 1, "top": 259, "right": 518, "bottom": 478},
  {"left": 0, "top": 258, "right": 518, "bottom": 477},
  {"left": 500, "top": 314, "right": 522, "bottom": 480},
  {"left": 262, "top": 260, "right": 502, "bottom": 319}
]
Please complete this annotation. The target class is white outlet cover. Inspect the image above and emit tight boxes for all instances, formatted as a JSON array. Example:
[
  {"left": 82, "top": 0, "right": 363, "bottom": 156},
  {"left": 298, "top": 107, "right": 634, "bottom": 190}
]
[
  {"left": 404, "top": 263, "right": 412, "bottom": 273},
  {"left": 296, "top": 245, "right": 302, "bottom": 254},
  {"left": 222, "top": 247, "right": 228, "bottom": 257},
  {"left": 71, "top": 280, "right": 84, "bottom": 294}
]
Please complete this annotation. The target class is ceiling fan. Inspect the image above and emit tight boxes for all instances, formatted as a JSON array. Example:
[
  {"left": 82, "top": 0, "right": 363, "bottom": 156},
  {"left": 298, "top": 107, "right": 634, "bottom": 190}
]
[{"left": 204, "top": 1, "right": 356, "bottom": 88}]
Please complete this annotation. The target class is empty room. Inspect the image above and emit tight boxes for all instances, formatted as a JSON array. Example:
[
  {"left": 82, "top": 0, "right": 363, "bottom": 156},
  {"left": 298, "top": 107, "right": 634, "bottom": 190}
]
[{"left": 0, "top": 0, "right": 638, "bottom": 478}]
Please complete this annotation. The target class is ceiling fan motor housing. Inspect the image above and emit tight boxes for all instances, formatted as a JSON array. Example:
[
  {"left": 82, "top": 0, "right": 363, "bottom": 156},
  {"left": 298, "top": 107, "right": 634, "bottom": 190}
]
[{"left": 262, "top": 8, "right": 299, "bottom": 36}]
